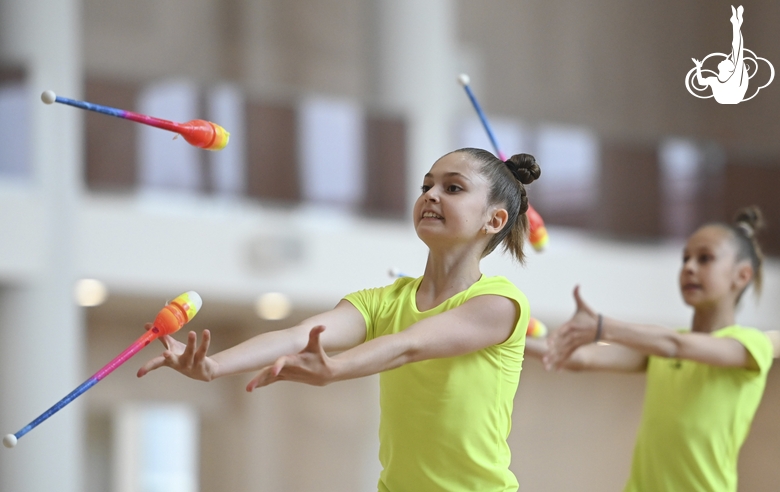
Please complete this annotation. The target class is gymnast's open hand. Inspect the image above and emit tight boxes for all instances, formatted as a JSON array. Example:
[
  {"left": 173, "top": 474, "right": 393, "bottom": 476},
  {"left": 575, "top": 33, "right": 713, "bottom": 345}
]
[
  {"left": 137, "top": 324, "right": 219, "bottom": 382},
  {"left": 246, "top": 325, "right": 336, "bottom": 391},
  {"left": 544, "top": 286, "right": 600, "bottom": 370}
]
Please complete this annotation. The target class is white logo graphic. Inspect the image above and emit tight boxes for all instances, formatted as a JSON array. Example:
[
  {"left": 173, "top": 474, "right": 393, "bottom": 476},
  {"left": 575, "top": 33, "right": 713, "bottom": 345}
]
[{"left": 685, "top": 5, "right": 774, "bottom": 104}]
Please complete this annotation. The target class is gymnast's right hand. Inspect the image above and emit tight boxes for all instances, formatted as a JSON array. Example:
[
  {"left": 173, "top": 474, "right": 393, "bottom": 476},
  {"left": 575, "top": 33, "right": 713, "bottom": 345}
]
[{"left": 137, "top": 324, "right": 219, "bottom": 382}]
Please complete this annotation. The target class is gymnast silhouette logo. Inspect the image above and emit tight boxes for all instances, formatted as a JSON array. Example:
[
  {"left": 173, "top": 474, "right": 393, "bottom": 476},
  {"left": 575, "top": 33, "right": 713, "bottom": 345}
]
[{"left": 685, "top": 5, "right": 774, "bottom": 104}]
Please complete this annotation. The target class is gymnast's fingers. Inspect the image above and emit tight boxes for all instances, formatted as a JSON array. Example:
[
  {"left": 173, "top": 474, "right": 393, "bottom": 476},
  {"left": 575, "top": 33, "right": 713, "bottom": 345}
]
[
  {"left": 158, "top": 334, "right": 174, "bottom": 351},
  {"left": 545, "top": 327, "right": 573, "bottom": 368},
  {"left": 545, "top": 348, "right": 561, "bottom": 368},
  {"left": 272, "top": 356, "right": 289, "bottom": 377},
  {"left": 193, "top": 330, "right": 211, "bottom": 364},
  {"left": 304, "top": 325, "right": 326, "bottom": 354},
  {"left": 544, "top": 344, "right": 570, "bottom": 371},
  {"left": 137, "top": 355, "right": 167, "bottom": 377},
  {"left": 246, "top": 366, "right": 276, "bottom": 392},
  {"left": 547, "top": 322, "right": 567, "bottom": 349},
  {"left": 572, "top": 286, "right": 597, "bottom": 317},
  {"left": 179, "top": 331, "right": 198, "bottom": 368},
  {"left": 553, "top": 330, "right": 579, "bottom": 361}
]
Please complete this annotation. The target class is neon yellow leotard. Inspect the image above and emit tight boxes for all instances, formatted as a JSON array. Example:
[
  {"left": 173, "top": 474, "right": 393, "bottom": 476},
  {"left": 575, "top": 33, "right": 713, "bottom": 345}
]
[
  {"left": 624, "top": 326, "right": 773, "bottom": 492},
  {"left": 345, "top": 275, "right": 529, "bottom": 492}
]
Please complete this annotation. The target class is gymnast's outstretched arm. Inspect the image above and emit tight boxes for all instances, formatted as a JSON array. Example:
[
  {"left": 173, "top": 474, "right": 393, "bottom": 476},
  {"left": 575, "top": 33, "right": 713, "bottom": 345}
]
[
  {"left": 524, "top": 337, "right": 547, "bottom": 359},
  {"left": 137, "top": 299, "right": 367, "bottom": 382},
  {"left": 245, "top": 294, "right": 518, "bottom": 389},
  {"left": 525, "top": 336, "right": 646, "bottom": 372},
  {"left": 545, "top": 286, "right": 762, "bottom": 372}
]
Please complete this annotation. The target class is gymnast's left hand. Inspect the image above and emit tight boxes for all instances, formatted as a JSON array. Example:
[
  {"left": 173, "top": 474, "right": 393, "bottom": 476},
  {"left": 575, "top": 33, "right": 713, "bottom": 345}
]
[
  {"left": 246, "top": 325, "right": 337, "bottom": 391},
  {"left": 544, "top": 286, "right": 599, "bottom": 370}
]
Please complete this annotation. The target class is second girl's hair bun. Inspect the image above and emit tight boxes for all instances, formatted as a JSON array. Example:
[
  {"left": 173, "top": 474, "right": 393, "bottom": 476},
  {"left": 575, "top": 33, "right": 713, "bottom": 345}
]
[
  {"left": 734, "top": 206, "right": 764, "bottom": 238},
  {"left": 504, "top": 153, "right": 541, "bottom": 185}
]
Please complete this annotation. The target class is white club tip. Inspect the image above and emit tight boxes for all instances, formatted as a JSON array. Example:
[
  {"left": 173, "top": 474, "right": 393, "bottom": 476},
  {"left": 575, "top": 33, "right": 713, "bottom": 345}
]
[
  {"left": 3, "top": 434, "right": 17, "bottom": 448},
  {"left": 41, "top": 90, "right": 56, "bottom": 105},
  {"left": 457, "top": 73, "right": 470, "bottom": 86},
  {"left": 388, "top": 267, "right": 400, "bottom": 278},
  {"left": 184, "top": 291, "right": 203, "bottom": 313}
]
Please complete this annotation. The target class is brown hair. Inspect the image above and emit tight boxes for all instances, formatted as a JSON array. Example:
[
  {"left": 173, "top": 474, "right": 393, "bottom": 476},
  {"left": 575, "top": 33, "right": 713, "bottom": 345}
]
[
  {"left": 452, "top": 148, "right": 541, "bottom": 264},
  {"left": 724, "top": 206, "right": 765, "bottom": 300}
]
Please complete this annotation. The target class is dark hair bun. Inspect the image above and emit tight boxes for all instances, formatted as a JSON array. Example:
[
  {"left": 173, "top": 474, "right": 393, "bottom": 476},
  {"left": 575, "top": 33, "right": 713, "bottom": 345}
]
[
  {"left": 505, "top": 153, "right": 541, "bottom": 185},
  {"left": 734, "top": 206, "right": 764, "bottom": 238}
]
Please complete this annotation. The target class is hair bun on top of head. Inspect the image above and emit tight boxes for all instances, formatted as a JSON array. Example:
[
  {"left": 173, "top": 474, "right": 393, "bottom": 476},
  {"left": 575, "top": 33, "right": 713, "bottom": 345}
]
[
  {"left": 734, "top": 206, "right": 765, "bottom": 238},
  {"left": 504, "top": 153, "right": 541, "bottom": 185}
]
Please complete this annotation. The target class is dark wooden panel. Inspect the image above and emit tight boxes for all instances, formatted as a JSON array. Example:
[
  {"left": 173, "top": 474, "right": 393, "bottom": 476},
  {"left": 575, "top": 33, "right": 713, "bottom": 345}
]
[
  {"left": 0, "top": 65, "right": 25, "bottom": 84},
  {"left": 724, "top": 157, "right": 780, "bottom": 255},
  {"left": 694, "top": 154, "right": 727, "bottom": 227},
  {"left": 598, "top": 141, "right": 661, "bottom": 238},
  {"left": 527, "top": 193, "right": 595, "bottom": 230},
  {"left": 363, "top": 114, "right": 407, "bottom": 218},
  {"left": 84, "top": 78, "right": 138, "bottom": 190},
  {"left": 245, "top": 102, "right": 300, "bottom": 203}
]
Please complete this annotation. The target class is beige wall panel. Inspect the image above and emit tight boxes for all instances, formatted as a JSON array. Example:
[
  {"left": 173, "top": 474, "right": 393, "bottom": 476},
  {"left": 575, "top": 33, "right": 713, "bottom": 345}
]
[
  {"left": 364, "top": 114, "right": 407, "bottom": 218},
  {"left": 512, "top": 358, "right": 645, "bottom": 491},
  {"left": 242, "top": 0, "right": 370, "bottom": 100},
  {"left": 83, "top": 0, "right": 221, "bottom": 82},
  {"left": 84, "top": 78, "right": 138, "bottom": 190},
  {"left": 598, "top": 140, "right": 661, "bottom": 237},
  {"left": 724, "top": 158, "right": 780, "bottom": 255},
  {"left": 457, "top": 0, "right": 780, "bottom": 153},
  {"left": 82, "top": 0, "right": 780, "bottom": 153},
  {"left": 245, "top": 101, "right": 300, "bottom": 203},
  {"left": 738, "top": 363, "right": 780, "bottom": 491}
]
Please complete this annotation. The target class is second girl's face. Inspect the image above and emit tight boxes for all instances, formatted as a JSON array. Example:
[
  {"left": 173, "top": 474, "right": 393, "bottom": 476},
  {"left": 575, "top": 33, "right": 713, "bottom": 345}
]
[
  {"left": 413, "top": 152, "right": 494, "bottom": 247},
  {"left": 679, "top": 226, "right": 744, "bottom": 308}
]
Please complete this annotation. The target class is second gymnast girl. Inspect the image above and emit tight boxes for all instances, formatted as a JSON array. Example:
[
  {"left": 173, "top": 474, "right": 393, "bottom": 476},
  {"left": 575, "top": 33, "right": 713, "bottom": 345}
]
[{"left": 540, "top": 207, "right": 780, "bottom": 492}]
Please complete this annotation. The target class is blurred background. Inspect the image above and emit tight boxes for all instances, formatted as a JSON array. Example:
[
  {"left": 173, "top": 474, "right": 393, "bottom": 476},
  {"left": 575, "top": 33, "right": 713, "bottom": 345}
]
[{"left": 1, "top": 0, "right": 779, "bottom": 490}]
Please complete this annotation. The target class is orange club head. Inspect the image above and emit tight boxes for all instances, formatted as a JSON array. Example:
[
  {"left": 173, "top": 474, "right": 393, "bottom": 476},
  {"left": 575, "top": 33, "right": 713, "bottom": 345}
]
[
  {"left": 526, "top": 317, "right": 548, "bottom": 338},
  {"left": 529, "top": 226, "right": 549, "bottom": 252},
  {"left": 179, "top": 120, "right": 230, "bottom": 151},
  {"left": 526, "top": 205, "right": 548, "bottom": 252},
  {"left": 151, "top": 291, "right": 203, "bottom": 336}
]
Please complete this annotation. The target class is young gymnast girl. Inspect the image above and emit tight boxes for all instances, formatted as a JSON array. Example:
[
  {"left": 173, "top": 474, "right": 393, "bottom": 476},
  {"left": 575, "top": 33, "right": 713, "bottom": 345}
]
[
  {"left": 541, "top": 207, "right": 780, "bottom": 492},
  {"left": 138, "top": 148, "right": 541, "bottom": 491}
]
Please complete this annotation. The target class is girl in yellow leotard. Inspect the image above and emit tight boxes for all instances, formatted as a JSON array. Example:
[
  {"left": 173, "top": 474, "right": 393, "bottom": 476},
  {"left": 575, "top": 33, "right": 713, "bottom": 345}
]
[
  {"left": 542, "top": 207, "right": 780, "bottom": 492},
  {"left": 139, "top": 148, "right": 542, "bottom": 491}
]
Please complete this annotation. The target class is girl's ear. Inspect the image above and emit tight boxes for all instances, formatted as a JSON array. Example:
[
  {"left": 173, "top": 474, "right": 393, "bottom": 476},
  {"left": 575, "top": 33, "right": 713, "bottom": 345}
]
[
  {"left": 733, "top": 261, "right": 754, "bottom": 292},
  {"left": 486, "top": 208, "right": 509, "bottom": 234}
]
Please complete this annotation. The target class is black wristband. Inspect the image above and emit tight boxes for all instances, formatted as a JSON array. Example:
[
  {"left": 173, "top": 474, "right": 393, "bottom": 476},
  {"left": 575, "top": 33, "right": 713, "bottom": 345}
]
[{"left": 595, "top": 314, "right": 603, "bottom": 342}]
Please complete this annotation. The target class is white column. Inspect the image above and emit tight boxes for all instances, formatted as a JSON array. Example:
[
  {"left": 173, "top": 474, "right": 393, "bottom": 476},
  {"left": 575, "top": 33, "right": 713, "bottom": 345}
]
[
  {"left": 371, "top": 0, "right": 459, "bottom": 212},
  {"left": 0, "top": 0, "right": 84, "bottom": 491}
]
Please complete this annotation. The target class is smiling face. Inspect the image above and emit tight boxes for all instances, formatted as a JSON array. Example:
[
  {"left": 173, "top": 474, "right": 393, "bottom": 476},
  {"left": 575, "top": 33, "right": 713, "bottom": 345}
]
[
  {"left": 679, "top": 225, "right": 751, "bottom": 308},
  {"left": 413, "top": 152, "right": 505, "bottom": 251}
]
